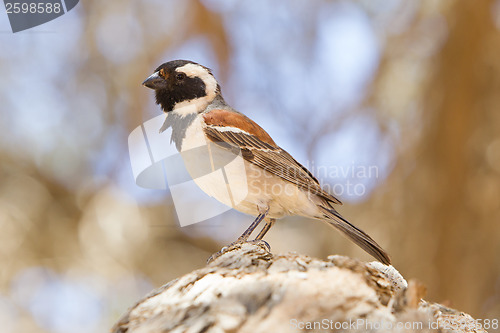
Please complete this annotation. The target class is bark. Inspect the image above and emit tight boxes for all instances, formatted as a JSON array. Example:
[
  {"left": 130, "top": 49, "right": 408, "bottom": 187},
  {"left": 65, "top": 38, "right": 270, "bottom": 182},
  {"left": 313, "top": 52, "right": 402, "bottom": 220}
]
[{"left": 112, "top": 243, "right": 488, "bottom": 333}]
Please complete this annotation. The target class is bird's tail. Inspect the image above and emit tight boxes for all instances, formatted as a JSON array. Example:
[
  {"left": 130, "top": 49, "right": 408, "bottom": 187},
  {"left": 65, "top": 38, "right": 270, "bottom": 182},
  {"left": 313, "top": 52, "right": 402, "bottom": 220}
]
[{"left": 319, "top": 206, "right": 391, "bottom": 265}]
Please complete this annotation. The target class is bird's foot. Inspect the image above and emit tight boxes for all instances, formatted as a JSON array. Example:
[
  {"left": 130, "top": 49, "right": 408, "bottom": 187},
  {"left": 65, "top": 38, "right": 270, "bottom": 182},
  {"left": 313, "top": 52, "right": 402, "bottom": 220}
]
[
  {"left": 249, "top": 239, "right": 271, "bottom": 252},
  {"left": 206, "top": 239, "right": 271, "bottom": 264},
  {"left": 206, "top": 241, "right": 241, "bottom": 264}
]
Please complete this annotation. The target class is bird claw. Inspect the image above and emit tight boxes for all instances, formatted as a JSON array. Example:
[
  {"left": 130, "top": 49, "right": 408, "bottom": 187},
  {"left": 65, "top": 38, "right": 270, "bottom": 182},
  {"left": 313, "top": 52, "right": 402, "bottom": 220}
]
[
  {"left": 249, "top": 239, "right": 271, "bottom": 252},
  {"left": 207, "top": 241, "right": 240, "bottom": 264},
  {"left": 206, "top": 239, "right": 271, "bottom": 264}
]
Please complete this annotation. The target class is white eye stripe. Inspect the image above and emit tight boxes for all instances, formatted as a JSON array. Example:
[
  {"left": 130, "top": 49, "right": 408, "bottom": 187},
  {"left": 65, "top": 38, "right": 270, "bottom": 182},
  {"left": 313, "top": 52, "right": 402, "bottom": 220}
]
[
  {"left": 176, "top": 63, "right": 210, "bottom": 77},
  {"left": 176, "top": 63, "right": 218, "bottom": 104}
]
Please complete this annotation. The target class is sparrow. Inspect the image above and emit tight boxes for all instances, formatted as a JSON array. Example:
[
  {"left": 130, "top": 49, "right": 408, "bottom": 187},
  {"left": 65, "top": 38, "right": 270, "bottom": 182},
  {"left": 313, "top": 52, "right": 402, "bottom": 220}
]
[{"left": 142, "top": 59, "right": 391, "bottom": 265}]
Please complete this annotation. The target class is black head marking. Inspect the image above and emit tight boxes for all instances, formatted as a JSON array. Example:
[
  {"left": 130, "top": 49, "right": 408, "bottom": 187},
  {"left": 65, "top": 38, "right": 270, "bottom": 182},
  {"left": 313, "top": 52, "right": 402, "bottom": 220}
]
[{"left": 143, "top": 60, "right": 220, "bottom": 113}]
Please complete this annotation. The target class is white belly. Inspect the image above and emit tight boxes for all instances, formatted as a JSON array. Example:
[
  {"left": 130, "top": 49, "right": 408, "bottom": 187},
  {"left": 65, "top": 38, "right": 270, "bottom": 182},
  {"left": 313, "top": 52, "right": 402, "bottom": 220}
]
[{"left": 179, "top": 116, "right": 320, "bottom": 219}]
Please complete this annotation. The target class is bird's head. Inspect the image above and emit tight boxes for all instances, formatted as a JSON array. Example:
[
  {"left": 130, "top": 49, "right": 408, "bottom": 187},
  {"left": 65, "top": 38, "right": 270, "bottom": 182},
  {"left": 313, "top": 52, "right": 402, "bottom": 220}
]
[{"left": 142, "top": 60, "right": 220, "bottom": 116}]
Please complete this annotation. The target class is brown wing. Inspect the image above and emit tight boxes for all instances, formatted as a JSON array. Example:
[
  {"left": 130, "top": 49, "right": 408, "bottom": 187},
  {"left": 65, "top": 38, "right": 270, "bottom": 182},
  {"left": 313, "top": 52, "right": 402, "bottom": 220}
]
[
  {"left": 203, "top": 108, "right": 276, "bottom": 145},
  {"left": 202, "top": 109, "right": 342, "bottom": 205}
]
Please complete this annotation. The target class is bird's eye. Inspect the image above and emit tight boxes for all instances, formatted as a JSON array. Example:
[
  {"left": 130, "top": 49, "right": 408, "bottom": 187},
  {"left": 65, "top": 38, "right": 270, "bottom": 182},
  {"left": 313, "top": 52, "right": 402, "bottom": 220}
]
[{"left": 176, "top": 73, "right": 186, "bottom": 80}]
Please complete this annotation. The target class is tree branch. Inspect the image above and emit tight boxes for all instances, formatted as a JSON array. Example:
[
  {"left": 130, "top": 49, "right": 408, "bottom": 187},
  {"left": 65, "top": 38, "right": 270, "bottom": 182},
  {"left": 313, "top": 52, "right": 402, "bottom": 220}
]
[{"left": 112, "top": 243, "right": 487, "bottom": 333}]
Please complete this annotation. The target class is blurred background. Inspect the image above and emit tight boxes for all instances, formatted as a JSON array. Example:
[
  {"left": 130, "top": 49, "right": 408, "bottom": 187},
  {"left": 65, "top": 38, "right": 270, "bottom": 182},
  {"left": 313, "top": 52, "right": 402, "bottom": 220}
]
[{"left": 1, "top": 0, "right": 500, "bottom": 331}]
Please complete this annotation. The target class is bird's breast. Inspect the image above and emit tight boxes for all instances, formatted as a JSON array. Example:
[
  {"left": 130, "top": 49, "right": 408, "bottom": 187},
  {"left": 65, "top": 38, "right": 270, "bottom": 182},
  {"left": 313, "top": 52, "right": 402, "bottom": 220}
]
[{"left": 177, "top": 116, "right": 321, "bottom": 220}]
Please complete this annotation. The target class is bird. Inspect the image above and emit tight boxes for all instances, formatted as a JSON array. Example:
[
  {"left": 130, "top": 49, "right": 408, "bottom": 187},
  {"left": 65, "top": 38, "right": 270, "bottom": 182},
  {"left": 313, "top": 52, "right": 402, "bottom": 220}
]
[{"left": 142, "top": 59, "right": 391, "bottom": 265}]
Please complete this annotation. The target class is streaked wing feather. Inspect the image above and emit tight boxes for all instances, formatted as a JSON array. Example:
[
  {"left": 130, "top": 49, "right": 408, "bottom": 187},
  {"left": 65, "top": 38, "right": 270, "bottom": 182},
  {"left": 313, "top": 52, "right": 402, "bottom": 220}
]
[{"left": 204, "top": 126, "right": 342, "bottom": 205}]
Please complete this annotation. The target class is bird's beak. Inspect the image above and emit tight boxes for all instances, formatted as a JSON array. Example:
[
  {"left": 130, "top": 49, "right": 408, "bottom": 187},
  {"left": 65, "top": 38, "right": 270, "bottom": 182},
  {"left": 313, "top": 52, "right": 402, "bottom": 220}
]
[{"left": 142, "top": 72, "right": 164, "bottom": 89}]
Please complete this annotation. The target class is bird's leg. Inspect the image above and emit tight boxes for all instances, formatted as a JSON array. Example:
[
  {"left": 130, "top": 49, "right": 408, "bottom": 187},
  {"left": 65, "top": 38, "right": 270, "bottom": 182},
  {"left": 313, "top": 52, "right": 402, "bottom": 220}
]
[
  {"left": 235, "top": 211, "right": 268, "bottom": 242},
  {"left": 247, "top": 217, "right": 275, "bottom": 252},
  {"left": 207, "top": 208, "right": 270, "bottom": 264},
  {"left": 254, "top": 218, "right": 275, "bottom": 240}
]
